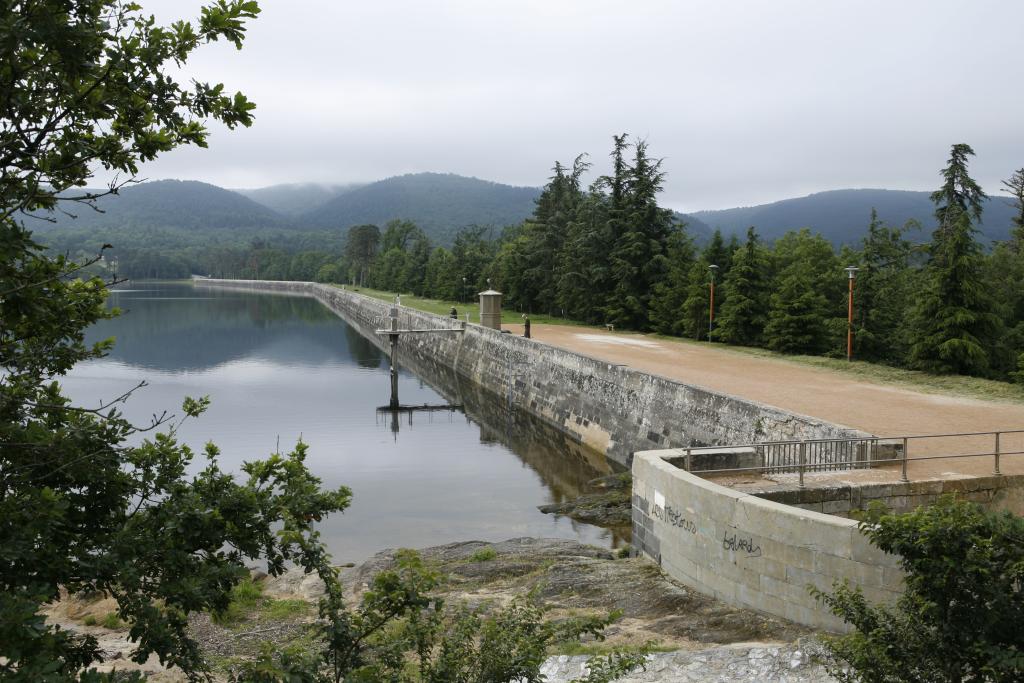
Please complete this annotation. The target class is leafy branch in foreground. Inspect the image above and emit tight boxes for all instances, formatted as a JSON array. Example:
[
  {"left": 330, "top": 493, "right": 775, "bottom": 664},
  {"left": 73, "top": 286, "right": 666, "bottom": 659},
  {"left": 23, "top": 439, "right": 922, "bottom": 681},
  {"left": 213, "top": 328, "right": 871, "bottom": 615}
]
[{"left": 813, "top": 496, "right": 1024, "bottom": 682}]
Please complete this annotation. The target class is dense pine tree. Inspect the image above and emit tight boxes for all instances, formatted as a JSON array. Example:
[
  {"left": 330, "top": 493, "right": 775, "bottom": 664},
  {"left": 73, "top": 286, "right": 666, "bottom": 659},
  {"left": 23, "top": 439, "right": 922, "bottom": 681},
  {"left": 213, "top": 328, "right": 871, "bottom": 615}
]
[
  {"left": 717, "top": 227, "right": 770, "bottom": 346},
  {"left": 604, "top": 139, "right": 674, "bottom": 329},
  {"left": 517, "top": 158, "right": 587, "bottom": 313},
  {"left": 764, "top": 229, "right": 841, "bottom": 354},
  {"left": 910, "top": 145, "right": 1003, "bottom": 376},
  {"left": 1003, "top": 168, "right": 1024, "bottom": 246},
  {"left": 556, "top": 190, "right": 614, "bottom": 322},
  {"left": 649, "top": 226, "right": 696, "bottom": 335},
  {"left": 850, "top": 210, "right": 916, "bottom": 363}
]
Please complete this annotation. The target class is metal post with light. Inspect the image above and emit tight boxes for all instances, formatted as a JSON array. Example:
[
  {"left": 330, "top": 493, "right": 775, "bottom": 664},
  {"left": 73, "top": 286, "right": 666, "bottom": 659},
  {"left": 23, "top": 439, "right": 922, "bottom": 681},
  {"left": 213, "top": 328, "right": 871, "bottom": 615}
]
[
  {"left": 844, "top": 266, "right": 859, "bottom": 361},
  {"left": 708, "top": 264, "right": 719, "bottom": 342}
]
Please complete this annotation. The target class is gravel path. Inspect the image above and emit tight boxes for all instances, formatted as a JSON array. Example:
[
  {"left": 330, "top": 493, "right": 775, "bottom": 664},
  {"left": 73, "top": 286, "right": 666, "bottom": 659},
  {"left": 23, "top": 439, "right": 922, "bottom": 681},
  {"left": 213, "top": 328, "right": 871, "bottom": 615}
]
[{"left": 511, "top": 323, "right": 1024, "bottom": 480}]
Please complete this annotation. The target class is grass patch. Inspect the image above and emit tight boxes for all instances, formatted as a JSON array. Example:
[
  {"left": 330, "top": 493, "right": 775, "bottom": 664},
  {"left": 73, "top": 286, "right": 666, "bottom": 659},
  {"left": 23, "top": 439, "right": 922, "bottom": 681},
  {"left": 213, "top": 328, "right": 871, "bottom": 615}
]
[
  {"left": 261, "top": 599, "right": 312, "bottom": 621},
  {"left": 334, "top": 285, "right": 585, "bottom": 327},
  {"left": 101, "top": 612, "right": 125, "bottom": 629},
  {"left": 82, "top": 614, "right": 97, "bottom": 626},
  {"left": 469, "top": 547, "right": 498, "bottom": 562},
  {"left": 212, "top": 577, "right": 312, "bottom": 628}
]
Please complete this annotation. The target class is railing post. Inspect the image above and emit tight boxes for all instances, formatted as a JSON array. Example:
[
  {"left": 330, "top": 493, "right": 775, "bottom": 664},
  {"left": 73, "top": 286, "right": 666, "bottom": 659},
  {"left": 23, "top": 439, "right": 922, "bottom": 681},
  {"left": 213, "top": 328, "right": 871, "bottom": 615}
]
[
  {"left": 994, "top": 431, "right": 1002, "bottom": 476},
  {"left": 798, "top": 441, "right": 806, "bottom": 488},
  {"left": 686, "top": 448, "right": 692, "bottom": 472},
  {"left": 900, "top": 437, "right": 909, "bottom": 483}
]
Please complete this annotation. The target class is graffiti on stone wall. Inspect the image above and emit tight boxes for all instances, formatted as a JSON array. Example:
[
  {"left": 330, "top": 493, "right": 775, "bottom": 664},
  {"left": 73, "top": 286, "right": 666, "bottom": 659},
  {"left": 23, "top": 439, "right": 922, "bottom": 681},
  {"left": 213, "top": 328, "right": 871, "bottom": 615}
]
[
  {"left": 651, "top": 503, "right": 698, "bottom": 535},
  {"left": 722, "top": 531, "right": 762, "bottom": 558}
]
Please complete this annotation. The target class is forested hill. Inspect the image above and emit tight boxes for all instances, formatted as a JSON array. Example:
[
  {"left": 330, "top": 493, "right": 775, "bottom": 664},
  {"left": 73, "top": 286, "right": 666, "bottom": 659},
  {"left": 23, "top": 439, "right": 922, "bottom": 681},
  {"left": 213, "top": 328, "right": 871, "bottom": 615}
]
[
  {"left": 235, "top": 182, "right": 361, "bottom": 216},
  {"left": 693, "top": 189, "right": 1019, "bottom": 246},
  {"left": 296, "top": 173, "right": 542, "bottom": 245},
  {"left": 42, "top": 179, "right": 287, "bottom": 231}
]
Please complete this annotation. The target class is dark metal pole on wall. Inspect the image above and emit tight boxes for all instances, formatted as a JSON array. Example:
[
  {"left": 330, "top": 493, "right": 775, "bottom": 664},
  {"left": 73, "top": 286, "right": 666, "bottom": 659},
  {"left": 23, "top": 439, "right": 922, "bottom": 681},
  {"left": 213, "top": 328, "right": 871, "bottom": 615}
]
[{"left": 389, "top": 306, "right": 399, "bottom": 409}]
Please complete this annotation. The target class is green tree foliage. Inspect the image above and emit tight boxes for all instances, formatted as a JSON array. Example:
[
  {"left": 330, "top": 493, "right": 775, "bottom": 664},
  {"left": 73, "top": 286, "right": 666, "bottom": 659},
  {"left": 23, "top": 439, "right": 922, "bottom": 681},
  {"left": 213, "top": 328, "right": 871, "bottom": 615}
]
[
  {"left": 0, "top": 3, "right": 647, "bottom": 680},
  {"left": 604, "top": 139, "right": 675, "bottom": 329},
  {"left": 716, "top": 227, "right": 770, "bottom": 346},
  {"left": 343, "top": 224, "right": 381, "bottom": 287},
  {"left": 369, "top": 220, "right": 432, "bottom": 293},
  {"left": 1002, "top": 168, "right": 1024, "bottom": 245},
  {"left": 516, "top": 157, "right": 588, "bottom": 314},
  {"left": 850, "top": 211, "right": 916, "bottom": 363},
  {"left": 649, "top": 226, "right": 696, "bottom": 336},
  {"left": 931, "top": 144, "right": 988, "bottom": 238},
  {"left": 555, "top": 190, "right": 614, "bottom": 323},
  {"left": 0, "top": 1, "right": 353, "bottom": 678},
  {"left": 424, "top": 246, "right": 459, "bottom": 301},
  {"left": 450, "top": 225, "right": 498, "bottom": 296},
  {"left": 910, "top": 145, "right": 1004, "bottom": 376},
  {"left": 815, "top": 496, "right": 1024, "bottom": 682},
  {"left": 701, "top": 229, "right": 733, "bottom": 274},
  {"left": 763, "top": 229, "right": 841, "bottom": 354},
  {"left": 677, "top": 231, "right": 731, "bottom": 340},
  {"left": 679, "top": 258, "right": 713, "bottom": 340}
]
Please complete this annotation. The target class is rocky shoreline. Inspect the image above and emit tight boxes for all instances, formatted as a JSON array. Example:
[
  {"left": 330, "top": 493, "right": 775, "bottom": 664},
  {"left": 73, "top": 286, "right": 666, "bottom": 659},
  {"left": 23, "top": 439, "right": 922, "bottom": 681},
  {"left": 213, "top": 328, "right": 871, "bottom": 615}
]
[
  {"left": 47, "top": 537, "right": 837, "bottom": 682},
  {"left": 537, "top": 472, "right": 634, "bottom": 527}
]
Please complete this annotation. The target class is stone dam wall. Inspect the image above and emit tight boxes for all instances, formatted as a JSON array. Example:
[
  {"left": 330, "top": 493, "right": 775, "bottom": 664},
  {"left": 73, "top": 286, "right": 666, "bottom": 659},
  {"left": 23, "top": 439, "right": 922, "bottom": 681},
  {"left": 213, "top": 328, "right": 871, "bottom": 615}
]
[
  {"left": 631, "top": 450, "right": 904, "bottom": 631},
  {"left": 196, "top": 279, "right": 867, "bottom": 467}
]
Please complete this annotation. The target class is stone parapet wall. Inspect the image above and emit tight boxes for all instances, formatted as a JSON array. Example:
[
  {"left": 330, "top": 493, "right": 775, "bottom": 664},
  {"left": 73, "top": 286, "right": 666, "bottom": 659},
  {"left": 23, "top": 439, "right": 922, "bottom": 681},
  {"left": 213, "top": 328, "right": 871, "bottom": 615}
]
[
  {"left": 752, "top": 473, "right": 1024, "bottom": 517},
  {"left": 196, "top": 279, "right": 867, "bottom": 467},
  {"left": 631, "top": 450, "right": 904, "bottom": 631}
]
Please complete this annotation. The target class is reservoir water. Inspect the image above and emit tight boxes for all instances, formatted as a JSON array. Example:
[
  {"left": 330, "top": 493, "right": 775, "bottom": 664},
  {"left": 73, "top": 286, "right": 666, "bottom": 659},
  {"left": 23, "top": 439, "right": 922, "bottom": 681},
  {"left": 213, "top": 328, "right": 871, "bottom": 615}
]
[{"left": 63, "top": 281, "right": 626, "bottom": 562}]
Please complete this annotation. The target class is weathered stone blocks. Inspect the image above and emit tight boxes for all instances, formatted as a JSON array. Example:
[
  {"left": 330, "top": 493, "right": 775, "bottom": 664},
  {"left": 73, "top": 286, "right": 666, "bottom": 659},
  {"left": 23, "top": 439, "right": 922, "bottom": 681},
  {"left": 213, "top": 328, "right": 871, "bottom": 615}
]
[{"left": 632, "top": 450, "right": 905, "bottom": 631}]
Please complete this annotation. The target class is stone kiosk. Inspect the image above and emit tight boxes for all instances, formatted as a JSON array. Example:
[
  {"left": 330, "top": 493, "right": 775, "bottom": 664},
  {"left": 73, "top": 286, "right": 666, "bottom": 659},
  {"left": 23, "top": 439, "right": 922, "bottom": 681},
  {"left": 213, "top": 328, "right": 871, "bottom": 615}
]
[{"left": 479, "top": 285, "right": 502, "bottom": 330}]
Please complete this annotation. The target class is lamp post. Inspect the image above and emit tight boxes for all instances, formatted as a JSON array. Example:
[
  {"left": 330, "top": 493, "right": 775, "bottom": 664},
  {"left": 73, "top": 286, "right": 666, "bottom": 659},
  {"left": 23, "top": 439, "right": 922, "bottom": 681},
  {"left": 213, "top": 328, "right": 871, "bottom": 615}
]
[
  {"left": 708, "top": 264, "right": 719, "bottom": 342},
  {"left": 462, "top": 276, "right": 467, "bottom": 304},
  {"left": 844, "top": 266, "right": 859, "bottom": 361}
]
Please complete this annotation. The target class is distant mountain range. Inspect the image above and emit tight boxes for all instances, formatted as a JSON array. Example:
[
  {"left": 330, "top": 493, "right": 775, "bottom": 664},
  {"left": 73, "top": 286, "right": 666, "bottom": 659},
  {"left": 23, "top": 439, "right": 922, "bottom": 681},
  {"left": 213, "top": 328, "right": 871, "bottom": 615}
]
[
  {"left": 40, "top": 174, "right": 544, "bottom": 246},
  {"left": 36, "top": 176, "right": 1019, "bottom": 249},
  {"left": 296, "top": 173, "right": 542, "bottom": 245},
  {"left": 694, "top": 189, "right": 1019, "bottom": 245}
]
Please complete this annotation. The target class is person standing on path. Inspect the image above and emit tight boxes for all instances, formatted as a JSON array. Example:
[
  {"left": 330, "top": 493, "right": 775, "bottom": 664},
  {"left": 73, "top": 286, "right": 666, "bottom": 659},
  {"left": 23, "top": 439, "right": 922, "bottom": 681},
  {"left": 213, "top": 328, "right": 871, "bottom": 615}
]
[{"left": 522, "top": 314, "right": 531, "bottom": 339}]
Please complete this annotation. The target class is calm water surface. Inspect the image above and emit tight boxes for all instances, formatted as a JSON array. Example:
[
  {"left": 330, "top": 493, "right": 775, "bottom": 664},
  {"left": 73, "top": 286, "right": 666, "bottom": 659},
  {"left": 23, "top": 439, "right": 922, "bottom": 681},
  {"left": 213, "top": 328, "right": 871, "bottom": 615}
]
[{"left": 63, "top": 282, "right": 624, "bottom": 562}]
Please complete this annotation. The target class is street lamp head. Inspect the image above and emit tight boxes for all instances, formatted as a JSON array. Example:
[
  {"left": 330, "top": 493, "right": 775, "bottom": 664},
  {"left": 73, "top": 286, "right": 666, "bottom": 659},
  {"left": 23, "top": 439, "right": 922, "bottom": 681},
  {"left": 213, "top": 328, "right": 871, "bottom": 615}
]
[
  {"left": 844, "top": 265, "right": 859, "bottom": 279},
  {"left": 708, "top": 264, "right": 719, "bottom": 271}
]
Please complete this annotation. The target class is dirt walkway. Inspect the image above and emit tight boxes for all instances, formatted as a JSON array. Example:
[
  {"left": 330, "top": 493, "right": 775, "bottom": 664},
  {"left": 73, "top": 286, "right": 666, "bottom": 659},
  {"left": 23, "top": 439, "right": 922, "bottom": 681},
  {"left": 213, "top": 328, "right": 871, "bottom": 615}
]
[{"left": 510, "top": 324, "right": 1024, "bottom": 479}]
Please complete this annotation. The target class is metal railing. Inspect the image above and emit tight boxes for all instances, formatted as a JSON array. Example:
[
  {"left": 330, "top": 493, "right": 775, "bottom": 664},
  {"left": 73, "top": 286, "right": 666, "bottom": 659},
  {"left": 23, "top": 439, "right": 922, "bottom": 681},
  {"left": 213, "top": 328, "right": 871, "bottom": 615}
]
[{"left": 674, "top": 430, "right": 1024, "bottom": 488}]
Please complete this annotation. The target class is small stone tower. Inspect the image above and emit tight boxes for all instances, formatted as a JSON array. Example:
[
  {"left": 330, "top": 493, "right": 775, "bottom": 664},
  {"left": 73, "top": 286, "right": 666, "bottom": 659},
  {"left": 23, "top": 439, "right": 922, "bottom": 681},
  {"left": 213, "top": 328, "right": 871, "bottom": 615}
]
[{"left": 478, "top": 279, "right": 503, "bottom": 330}]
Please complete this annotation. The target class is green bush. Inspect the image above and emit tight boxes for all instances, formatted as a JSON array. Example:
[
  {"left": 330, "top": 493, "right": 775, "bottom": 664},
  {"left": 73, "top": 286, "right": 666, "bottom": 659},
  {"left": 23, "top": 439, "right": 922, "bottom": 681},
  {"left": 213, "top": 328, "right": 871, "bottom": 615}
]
[{"left": 815, "top": 496, "right": 1024, "bottom": 681}]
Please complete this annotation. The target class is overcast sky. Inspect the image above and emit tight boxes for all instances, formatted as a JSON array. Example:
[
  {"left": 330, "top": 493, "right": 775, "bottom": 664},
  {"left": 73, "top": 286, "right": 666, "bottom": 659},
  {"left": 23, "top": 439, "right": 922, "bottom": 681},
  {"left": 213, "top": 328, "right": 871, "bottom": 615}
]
[{"left": 128, "top": 0, "right": 1024, "bottom": 211}]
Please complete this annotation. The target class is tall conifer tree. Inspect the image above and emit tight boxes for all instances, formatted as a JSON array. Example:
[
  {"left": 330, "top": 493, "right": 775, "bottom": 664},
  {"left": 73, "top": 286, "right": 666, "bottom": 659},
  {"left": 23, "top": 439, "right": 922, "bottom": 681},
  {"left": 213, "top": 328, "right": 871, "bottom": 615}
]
[
  {"left": 763, "top": 229, "right": 841, "bottom": 354},
  {"left": 717, "top": 227, "right": 770, "bottom": 346},
  {"left": 605, "top": 139, "right": 674, "bottom": 329},
  {"left": 909, "top": 144, "right": 1003, "bottom": 376},
  {"left": 1002, "top": 168, "right": 1024, "bottom": 247},
  {"left": 650, "top": 226, "right": 697, "bottom": 335},
  {"left": 851, "top": 210, "right": 915, "bottom": 363}
]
